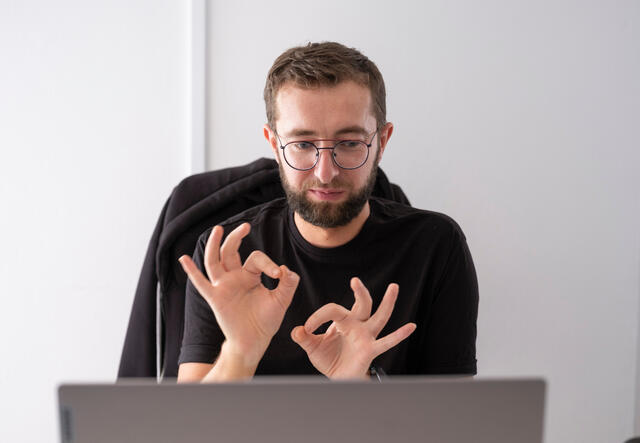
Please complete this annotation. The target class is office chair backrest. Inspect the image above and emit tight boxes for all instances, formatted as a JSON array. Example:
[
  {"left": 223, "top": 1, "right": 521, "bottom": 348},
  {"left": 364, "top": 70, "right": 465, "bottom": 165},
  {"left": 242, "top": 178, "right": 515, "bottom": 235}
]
[{"left": 118, "top": 158, "right": 410, "bottom": 378}]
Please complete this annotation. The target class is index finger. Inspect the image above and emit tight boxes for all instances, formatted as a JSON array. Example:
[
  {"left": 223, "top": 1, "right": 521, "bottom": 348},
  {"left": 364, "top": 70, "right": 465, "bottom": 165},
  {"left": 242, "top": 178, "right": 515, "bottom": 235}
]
[{"left": 304, "top": 303, "right": 350, "bottom": 334}]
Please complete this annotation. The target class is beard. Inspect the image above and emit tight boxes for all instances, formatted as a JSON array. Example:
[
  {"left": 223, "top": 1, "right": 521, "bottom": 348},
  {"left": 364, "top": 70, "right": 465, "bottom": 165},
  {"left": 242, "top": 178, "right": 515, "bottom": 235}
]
[{"left": 279, "top": 160, "right": 379, "bottom": 228}]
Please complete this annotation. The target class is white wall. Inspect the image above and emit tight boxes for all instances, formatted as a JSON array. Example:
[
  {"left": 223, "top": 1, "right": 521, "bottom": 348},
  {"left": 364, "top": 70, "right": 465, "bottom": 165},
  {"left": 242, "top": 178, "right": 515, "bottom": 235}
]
[
  {"left": 1, "top": 1, "right": 637, "bottom": 442},
  {"left": 205, "top": 1, "right": 640, "bottom": 442},
  {"left": 0, "top": 1, "right": 190, "bottom": 441}
]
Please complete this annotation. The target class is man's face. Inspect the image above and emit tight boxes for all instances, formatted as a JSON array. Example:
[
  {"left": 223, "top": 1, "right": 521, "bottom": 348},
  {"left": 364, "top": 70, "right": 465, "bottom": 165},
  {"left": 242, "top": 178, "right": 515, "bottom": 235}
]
[{"left": 266, "top": 81, "right": 388, "bottom": 228}]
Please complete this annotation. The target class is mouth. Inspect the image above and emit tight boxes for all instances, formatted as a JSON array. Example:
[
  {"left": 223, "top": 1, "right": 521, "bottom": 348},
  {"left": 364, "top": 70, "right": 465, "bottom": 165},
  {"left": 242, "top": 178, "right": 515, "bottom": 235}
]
[{"left": 308, "top": 188, "right": 346, "bottom": 201}]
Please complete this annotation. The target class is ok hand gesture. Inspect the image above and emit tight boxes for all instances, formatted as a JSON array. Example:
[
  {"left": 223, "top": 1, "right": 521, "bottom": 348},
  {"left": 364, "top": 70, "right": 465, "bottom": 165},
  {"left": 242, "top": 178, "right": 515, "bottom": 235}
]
[
  {"left": 179, "top": 223, "right": 300, "bottom": 367},
  {"left": 291, "top": 277, "right": 416, "bottom": 379}
]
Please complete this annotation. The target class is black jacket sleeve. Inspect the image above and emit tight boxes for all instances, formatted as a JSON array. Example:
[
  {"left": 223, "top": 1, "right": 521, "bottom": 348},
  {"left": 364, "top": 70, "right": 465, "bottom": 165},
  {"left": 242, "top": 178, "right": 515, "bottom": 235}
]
[{"left": 117, "top": 196, "right": 170, "bottom": 378}]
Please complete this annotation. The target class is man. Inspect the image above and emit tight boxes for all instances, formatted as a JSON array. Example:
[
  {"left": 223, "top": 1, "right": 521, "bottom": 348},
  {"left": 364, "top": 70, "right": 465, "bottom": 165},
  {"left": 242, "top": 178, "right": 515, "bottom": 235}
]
[{"left": 177, "top": 42, "right": 478, "bottom": 382}]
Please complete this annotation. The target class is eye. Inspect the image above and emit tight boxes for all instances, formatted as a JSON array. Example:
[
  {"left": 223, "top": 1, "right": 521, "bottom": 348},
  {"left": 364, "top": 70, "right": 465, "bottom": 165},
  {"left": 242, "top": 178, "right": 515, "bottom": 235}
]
[
  {"left": 340, "top": 140, "right": 363, "bottom": 149},
  {"left": 291, "top": 141, "right": 314, "bottom": 150}
]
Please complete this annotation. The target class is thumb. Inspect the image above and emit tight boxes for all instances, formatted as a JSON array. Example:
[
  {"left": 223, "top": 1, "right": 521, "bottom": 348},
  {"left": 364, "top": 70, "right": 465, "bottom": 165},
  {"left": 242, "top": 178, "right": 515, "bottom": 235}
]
[{"left": 290, "top": 325, "right": 322, "bottom": 354}]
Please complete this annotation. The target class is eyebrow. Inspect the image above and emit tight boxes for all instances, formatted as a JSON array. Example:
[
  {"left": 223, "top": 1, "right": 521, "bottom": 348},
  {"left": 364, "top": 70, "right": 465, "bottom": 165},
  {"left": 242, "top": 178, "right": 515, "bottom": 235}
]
[{"left": 285, "top": 125, "right": 370, "bottom": 138}]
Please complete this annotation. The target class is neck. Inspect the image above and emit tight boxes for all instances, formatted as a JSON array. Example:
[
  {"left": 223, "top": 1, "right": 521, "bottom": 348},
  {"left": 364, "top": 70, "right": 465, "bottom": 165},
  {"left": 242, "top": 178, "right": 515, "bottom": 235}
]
[{"left": 294, "top": 201, "right": 371, "bottom": 248}]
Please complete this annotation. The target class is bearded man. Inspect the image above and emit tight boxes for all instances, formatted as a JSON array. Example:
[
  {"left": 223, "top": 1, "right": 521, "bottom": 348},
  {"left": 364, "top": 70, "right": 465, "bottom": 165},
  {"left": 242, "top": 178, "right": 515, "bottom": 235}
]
[{"left": 176, "top": 42, "right": 478, "bottom": 382}]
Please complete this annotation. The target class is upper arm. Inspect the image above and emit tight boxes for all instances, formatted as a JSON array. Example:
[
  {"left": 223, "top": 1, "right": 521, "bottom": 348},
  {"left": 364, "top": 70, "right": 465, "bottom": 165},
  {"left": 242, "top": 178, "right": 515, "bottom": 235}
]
[
  {"left": 177, "top": 362, "right": 214, "bottom": 383},
  {"left": 419, "top": 224, "right": 479, "bottom": 375}
]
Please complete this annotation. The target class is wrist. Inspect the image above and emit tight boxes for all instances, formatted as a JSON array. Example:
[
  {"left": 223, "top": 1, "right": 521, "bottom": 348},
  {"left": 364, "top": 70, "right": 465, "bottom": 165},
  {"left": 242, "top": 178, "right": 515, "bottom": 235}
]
[
  {"left": 327, "top": 366, "right": 371, "bottom": 381},
  {"left": 202, "top": 341, "right": 266, "bottom": 382},
  {"left": 329, "top": 372, "right": 370, "bottom": 381},
  {"left": 223, "top": 340, "right": 269, "bottom": 367}
]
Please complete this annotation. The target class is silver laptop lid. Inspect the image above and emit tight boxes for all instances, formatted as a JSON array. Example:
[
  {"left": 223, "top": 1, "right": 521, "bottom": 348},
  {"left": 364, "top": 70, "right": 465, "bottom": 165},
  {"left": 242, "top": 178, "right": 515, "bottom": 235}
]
[{"left": 58, "top": 377, "right": 546, "bottom": 443}]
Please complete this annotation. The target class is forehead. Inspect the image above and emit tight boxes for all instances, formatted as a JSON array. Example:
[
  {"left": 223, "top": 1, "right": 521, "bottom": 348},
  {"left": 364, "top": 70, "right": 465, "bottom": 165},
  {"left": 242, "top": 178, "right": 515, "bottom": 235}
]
[{"left": 274, "top": 81, "right": 375, "bottom": 136}]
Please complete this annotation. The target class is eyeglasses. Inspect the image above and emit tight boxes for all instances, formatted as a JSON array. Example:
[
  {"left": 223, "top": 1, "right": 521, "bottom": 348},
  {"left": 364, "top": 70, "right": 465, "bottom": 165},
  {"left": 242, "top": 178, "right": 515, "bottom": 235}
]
[{"left": 275, "top": 128, "right": 379, "bottom": 171}]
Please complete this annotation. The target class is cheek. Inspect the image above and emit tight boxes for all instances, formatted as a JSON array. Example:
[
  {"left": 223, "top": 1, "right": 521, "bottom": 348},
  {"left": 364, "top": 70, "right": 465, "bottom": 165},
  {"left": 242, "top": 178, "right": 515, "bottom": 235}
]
[
  {"left": 283, "top": 169, "right": 308, "bottom": 188},
  {"left": 352, "top": 168, "right": 372, "bottom": 186}
]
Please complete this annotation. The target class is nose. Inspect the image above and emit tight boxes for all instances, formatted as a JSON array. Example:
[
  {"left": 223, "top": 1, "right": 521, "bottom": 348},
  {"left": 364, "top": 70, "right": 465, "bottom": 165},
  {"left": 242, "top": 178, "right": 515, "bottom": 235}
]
[{"left": 313, "top": 148, "right": 339, "bottom": 184}]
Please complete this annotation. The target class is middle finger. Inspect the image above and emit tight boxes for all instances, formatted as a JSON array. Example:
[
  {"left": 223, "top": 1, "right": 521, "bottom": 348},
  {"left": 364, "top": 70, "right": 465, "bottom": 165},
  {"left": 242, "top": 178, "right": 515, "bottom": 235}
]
[
  {"left": 203, "top": 225, "right": 224, "bottom": 280},
  {"left": 350, "top": 277, "right": 372, "bottom": 320},
  {"left": 219, "top": 223, "right": 251, "bottom": 271}
]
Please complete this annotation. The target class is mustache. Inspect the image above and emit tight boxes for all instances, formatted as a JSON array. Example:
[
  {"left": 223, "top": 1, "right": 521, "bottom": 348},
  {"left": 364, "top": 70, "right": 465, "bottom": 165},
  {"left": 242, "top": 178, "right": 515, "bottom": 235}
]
[{"left": 301, "top": 179, "right": 351, "bottom": 190}]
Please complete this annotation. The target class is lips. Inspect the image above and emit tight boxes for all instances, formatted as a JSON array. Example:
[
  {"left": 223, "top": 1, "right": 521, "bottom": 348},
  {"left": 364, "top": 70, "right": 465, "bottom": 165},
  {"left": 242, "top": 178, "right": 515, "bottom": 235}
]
[{"left": 308, "top": 188, "right": 345, "bottom": 201}]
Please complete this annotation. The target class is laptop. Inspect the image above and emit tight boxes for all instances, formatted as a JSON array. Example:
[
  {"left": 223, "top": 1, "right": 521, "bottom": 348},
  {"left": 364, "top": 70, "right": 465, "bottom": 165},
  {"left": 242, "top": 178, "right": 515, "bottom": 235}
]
[{"left": 58, "top": 377, "right": 546, "bottom": 443}]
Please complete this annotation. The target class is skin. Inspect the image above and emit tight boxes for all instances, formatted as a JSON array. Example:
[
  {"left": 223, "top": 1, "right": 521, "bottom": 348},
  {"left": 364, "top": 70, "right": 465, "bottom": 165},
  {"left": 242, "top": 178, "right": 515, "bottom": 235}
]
[
  {"left": 268, "top": 81, "right": 390, "bottom": 247},
  {"left": 177, "top": 80, "right": 416, "bottom": 382}
]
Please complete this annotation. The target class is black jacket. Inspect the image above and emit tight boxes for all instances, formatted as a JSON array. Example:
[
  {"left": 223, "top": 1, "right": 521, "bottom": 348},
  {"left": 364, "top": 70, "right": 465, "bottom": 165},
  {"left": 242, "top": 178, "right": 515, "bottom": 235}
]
[{"left": 117, "top": 158, "right": 409, "bottom": 378}]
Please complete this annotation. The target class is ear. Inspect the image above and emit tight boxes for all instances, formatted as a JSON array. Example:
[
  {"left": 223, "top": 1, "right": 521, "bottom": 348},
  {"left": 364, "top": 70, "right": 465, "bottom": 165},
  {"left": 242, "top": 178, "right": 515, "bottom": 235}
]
[
  {"left": 263, "top": 124, "right": 280, "bottom": 163},
  {"left": 376, "top": 122, "right": 394, "bottom": 163}
]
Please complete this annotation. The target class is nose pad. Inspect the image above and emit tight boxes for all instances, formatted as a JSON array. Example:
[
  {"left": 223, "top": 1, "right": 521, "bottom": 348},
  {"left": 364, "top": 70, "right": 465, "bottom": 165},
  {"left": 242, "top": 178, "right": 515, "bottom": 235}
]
[{"left": 314, "top": 148, "right": 339, "bottom": 184}]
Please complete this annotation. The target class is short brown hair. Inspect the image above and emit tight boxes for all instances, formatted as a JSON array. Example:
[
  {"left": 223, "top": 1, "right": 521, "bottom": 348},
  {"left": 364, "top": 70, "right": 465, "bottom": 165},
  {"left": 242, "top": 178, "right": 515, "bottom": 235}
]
[{"left": 264, "top": 42, "right": 386, "bottom": 131}]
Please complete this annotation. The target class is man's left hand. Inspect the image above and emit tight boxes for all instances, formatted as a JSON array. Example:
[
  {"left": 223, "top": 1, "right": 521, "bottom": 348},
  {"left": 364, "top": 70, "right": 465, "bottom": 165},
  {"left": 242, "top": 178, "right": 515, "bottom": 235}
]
[{"left": 291, "top": 277, "right": 416, "bottom": 379}]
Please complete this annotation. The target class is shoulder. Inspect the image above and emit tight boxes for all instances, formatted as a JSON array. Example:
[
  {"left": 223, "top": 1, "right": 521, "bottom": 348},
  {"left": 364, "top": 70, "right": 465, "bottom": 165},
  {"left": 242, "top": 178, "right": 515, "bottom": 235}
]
[
  {"left": 195, "top": 198, "right": 289, "bottom": 246},
  {"left": 219, "top": 197, "right": 288, "bottom": 228},
  {"left": 369, "top": 197, "right": 467, "bottom": 242}
]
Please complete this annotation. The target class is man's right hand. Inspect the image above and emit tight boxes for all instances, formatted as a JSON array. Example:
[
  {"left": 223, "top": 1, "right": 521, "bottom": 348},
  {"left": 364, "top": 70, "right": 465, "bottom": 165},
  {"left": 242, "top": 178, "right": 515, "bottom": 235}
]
[{"left": 178, "top": 223, "right": 300, "bottom": 381}]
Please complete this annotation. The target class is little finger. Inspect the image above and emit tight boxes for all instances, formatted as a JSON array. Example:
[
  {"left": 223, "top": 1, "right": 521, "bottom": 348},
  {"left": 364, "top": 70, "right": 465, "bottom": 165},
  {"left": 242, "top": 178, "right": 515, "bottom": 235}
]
[{"left": 372, "top": 323, "right": 417, "bottom": 357}]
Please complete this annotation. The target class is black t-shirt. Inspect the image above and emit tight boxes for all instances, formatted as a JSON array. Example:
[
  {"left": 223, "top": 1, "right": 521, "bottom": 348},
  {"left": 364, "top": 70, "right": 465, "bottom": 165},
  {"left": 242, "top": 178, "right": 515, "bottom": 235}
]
[{"left": 179, "top": 197, "right": 478, "bottom": 375}]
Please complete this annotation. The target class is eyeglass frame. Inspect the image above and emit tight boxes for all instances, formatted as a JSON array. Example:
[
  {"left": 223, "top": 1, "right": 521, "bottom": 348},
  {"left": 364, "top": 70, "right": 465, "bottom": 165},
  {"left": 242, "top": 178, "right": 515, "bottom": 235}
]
[{"left": 274, "top": 127, "right": 380, "bottom": 171}]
